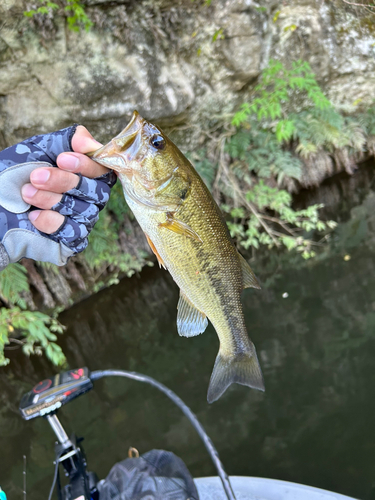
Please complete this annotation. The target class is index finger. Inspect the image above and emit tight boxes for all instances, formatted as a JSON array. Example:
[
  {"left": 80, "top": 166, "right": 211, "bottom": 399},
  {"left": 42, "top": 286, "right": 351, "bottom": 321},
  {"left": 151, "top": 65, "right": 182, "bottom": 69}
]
[
  {"left": 57, "top": 151, "right": 109, "bottom": 179},
  {"left": 57, "top": 125, "right": 109, "bottom": 179}
]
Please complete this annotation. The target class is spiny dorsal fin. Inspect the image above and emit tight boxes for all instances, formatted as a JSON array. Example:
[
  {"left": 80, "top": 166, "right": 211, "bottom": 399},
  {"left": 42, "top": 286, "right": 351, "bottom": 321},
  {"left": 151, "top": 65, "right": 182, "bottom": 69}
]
[
  {"left": 177, "top": 292, "right": 208, "bottom": 337},
  {"left": 239, "top": 253, "right": 261, "bottom": 289}
]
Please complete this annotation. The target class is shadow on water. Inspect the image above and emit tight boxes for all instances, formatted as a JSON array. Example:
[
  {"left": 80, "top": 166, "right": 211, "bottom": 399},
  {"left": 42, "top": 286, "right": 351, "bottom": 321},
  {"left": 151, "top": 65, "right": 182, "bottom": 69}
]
[{"left": 1, "top": 161, "right": 375, "bottom": 500}]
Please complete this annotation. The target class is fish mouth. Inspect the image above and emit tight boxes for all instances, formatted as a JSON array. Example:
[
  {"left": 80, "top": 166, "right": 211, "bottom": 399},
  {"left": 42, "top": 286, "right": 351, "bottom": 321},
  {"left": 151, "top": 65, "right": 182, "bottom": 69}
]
[{"left": 87, "top": 110, "right": 144, "bottom": 172}]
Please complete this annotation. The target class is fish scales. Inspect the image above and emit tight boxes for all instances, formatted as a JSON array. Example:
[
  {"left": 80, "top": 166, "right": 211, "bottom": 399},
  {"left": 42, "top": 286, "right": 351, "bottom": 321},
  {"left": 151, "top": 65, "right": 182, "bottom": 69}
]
[
  {"left": 91, "top": 111, "right": 265, "bottom": 403},
  {"left": 125, "top": 167, "right": 246, "bottom": 357}
]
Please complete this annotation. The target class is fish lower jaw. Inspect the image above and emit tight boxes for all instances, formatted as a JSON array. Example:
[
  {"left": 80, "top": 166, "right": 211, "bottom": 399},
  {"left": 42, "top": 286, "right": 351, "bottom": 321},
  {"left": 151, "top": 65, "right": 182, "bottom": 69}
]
[{"left": 93, "top": 154, "right": 127, "bottom": 172}]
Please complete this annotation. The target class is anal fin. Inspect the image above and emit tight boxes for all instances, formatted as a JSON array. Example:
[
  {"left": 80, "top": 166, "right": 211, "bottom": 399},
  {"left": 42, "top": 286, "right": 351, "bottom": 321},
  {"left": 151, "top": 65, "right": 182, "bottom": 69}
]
[
  {"left": 145, "top": 233, "right": 166, "bottom": 269},
  {"left": 239, "top": 253, "right": 261, "bottom": 289},
  {"left": 177, "top": 292, "right": 208, "bottom": 337}
]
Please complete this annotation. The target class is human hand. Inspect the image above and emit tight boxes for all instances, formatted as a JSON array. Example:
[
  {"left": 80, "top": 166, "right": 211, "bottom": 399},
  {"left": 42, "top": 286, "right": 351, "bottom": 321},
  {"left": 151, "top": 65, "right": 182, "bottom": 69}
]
[
  {"left": 0, "top": 125, "right": 116, "bottom": 267},
  {"left": 21, "top": 126, "right": 111, "bottom": 233}
]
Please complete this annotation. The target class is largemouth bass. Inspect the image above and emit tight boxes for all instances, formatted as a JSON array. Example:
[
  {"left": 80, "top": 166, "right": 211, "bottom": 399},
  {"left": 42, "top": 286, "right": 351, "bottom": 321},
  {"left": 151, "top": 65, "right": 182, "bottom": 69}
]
[{"left": 90, "top": 111, "right": 265, "bottom": 403}]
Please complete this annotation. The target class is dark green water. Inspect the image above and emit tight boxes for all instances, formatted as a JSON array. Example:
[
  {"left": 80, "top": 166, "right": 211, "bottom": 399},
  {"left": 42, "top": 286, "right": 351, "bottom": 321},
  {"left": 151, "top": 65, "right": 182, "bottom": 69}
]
[{"left": 1, "top": 163, "right": 375, "bottom": 499}]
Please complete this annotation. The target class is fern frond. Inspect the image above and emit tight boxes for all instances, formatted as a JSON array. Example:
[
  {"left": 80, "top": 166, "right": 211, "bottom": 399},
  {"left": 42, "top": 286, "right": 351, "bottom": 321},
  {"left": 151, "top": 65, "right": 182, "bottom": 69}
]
[
  {"left": 296, "top": 142, "right": 318, "bottom": 158},
  {"left": 0, "top": 263, "right": 29, "bottom": 308},
  {"left": 226, "top": 130, "right": 252, "bottom": 160},
  {"left": 343, "top": 120, "right": 366, "bottom": 151},
  {"left": 272, "top": 149, "right": 302, "bottom": 181}
]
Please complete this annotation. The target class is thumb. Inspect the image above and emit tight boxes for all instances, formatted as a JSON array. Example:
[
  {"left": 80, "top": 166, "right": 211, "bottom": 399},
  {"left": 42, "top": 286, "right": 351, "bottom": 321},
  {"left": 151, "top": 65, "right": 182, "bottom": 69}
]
[{"left": 72, "top": 125, "right": 103, "bottom": 154}]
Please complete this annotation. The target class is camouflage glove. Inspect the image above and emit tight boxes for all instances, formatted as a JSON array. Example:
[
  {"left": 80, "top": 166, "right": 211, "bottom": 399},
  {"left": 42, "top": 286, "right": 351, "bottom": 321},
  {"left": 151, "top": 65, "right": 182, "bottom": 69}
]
[{"left": 0, "top": 126, "right": 116, "bottom": 267}]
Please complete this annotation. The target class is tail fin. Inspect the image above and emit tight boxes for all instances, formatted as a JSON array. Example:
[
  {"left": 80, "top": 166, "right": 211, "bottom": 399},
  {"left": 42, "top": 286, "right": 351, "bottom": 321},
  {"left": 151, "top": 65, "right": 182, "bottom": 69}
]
[{"left": 207, "top": 347, "right": 265, "bottom": 404}]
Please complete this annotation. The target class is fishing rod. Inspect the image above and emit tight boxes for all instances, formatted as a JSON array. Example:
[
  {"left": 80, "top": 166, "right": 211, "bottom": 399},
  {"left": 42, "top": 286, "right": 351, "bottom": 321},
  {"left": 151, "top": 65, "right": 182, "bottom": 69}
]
[{"left": 19, "top": 367, "right": 239, "bottom": 500}]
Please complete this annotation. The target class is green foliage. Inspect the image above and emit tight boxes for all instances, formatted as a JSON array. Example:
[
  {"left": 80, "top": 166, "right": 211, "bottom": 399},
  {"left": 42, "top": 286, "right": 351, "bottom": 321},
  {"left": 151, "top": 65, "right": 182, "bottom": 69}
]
[
  {"left": 359, "top": 106, "right": 375, "bottom": 136},
  {"left": 221, "top": 180, "right": 336, "bottom": 257},
  {"left": 0, "top": 263, "right": 66, "bottom": 366},
  {"left": 357, "top": 105, "right": 375, "bottom": 154},
  {"left": 231, "top": 59, "right": 372, "bottom": 163},
  {"left": 0, "top": 307, "right": 65, "bottom": 367},
  {"left": 216, "top": 58, "right": 375, "bottom": 257},
  {"left": 212, "top": 28, "right": 224, "bottom": 42},
  {"left": 232, "top": 59, "right": 331, "bottom": 137},
  {"left": 83, "top": 212, "right": 146, "bottom": 277},
  {"left": 106, "top": 181, "right": 131, "bottom": 227},
  {"left": 82, "top": 182, "right": 150, "bottom": 279},
  {"left": 186, "top": 149, "right": 217, "bottom": 190},
  {"left": 24, "top": 0, "right": 58, "bottom": 17},
  {"left": 292, "top": 108, "right": 366, "bottom": 157},
  {"left": 24, "top": 0, "right": 92, "bottom": 32},
  {"left": 0, "top": 263, "right": 29, "bottom": 309},
  {"left": 226, "top": 120, "right": 302, "bottom": 184},
  {"left": 64, "top": 0, "right": 93, "bottom": 32}
]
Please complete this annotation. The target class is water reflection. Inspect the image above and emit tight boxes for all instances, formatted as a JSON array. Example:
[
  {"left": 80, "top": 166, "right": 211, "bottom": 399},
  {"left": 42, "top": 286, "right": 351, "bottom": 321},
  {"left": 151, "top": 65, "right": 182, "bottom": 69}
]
[{"left": 1, "top": 163, "right": 375, "bottom": 500}]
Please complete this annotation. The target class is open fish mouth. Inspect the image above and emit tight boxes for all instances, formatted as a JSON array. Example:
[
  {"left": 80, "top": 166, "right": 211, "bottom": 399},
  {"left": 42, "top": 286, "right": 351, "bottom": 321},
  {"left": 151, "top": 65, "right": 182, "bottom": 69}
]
[{"left": 88, "top": 110, "right": 144, "bottom": 172}]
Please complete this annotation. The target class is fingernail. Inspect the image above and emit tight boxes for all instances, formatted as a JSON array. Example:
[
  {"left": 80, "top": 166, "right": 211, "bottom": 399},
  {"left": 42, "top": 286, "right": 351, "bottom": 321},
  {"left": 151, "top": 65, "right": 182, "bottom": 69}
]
[
  {"left": 59, "top": 153, "right": 80, "bottom": 171},
  {"left": 89, "top": 138, "right": 103, "bottom": 149},
  {"left": 89, "top": 139, "right": 103, "bottom": 152},
  {"left": 22, "top": 184, "right": 38, "bottom": 199},
  {"left": 29, "top": 210, "right": 41, "bottom": 222},
  {"left": 31, "top": 169, "right": 50, "bottom": 184}
]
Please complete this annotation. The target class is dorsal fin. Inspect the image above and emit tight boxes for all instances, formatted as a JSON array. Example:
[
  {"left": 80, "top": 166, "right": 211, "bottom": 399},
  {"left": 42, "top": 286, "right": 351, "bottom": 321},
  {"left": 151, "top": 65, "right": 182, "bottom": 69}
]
[
  {"left": 177, "top": 292, "right": 208, "bottom": 337},
  {"left": 238, "top": 253, "right": 261, "bottom": 289}
]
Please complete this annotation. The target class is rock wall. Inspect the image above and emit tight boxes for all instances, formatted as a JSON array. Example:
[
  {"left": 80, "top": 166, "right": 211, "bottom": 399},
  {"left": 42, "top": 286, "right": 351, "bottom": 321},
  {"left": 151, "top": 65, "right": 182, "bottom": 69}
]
[{"left": 0, "top": 0, "right": 374, "bottom": 150}]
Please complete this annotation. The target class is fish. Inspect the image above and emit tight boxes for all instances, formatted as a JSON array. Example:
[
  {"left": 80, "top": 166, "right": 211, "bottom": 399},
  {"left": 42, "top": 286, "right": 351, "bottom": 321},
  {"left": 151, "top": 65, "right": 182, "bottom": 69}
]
[{"left": 89, "top": 110, "right": 265, "bottom": 403}]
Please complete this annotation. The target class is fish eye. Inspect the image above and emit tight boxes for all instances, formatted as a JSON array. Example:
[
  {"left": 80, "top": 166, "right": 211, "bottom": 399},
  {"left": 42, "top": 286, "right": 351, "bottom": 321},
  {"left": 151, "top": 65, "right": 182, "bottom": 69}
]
[{"left": 150, "top": 134, "right": 166, "bottom": 150}]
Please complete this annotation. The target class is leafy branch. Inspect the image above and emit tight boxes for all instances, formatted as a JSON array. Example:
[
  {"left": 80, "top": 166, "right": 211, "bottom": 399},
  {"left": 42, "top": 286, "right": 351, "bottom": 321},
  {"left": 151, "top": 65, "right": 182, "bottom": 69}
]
[
  {"left": 216, "top": 143, "right": 336, "bottom": 258},
  {"left": 24, "top": 0, "right": 93, "bottom": 32},
  {"left": 0, "top": 263, "right": 66, "bottom": 366},
  {"left": 232, "top": 59, "right": 331, "bottom": 142},
  {"left": 0, "top": 307, "right": 66, "bottom": 366}
]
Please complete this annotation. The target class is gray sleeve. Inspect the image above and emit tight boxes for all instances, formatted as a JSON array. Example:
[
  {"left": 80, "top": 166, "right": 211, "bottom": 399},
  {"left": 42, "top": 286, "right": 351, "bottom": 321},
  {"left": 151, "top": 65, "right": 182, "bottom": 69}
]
[{"left": 0, "top": 242, "right": 10, "bottom": 271}]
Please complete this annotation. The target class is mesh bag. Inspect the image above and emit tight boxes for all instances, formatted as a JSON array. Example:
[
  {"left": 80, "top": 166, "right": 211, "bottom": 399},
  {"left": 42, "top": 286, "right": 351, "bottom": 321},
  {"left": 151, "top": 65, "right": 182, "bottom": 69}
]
[{"left": 97, "top": 449, "right": 199, "bottom": 500}]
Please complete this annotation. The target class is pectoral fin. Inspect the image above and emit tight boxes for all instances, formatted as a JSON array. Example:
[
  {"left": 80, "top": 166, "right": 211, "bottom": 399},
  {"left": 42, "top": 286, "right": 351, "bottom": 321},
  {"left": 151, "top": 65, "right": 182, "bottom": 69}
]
[
  {"left": 177, "top": 292, "right": 208, "bottom": 337},
  {"left": 159, "top": 214, "right": 202, "bottom": 242},
  {"left": 145, "top": 233, "right": 166, "bottom": 269},
  {"left": 239, "top": 253, "right": 261, "bottom": 289}
]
